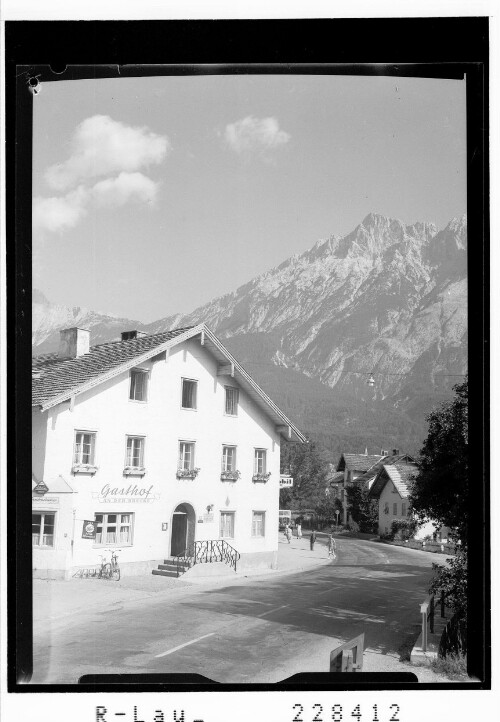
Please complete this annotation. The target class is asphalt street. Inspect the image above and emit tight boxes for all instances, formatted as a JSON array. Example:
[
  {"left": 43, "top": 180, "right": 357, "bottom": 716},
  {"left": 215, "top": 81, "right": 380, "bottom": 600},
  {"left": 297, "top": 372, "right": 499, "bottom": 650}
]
[{"left": 32, "top": 537, "right": 448, "bottom": 684}]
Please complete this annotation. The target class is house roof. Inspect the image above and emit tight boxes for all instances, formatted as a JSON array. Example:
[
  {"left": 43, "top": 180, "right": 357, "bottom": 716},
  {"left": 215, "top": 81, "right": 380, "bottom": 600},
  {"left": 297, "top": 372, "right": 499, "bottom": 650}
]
[
  {"left": 336, "top": 453, "right": 384, "bottom": 473},
  {"left": 355, "top": 454, "right": 416, "bottom": 485},
  {"left": 327, "top": 471, "right": 345, "bottom": 486},
  {"left": 32, "top": 324, "right": 306, "bottom": 443},
  {"left": 368, "top": 462, "right": 418, "bottom": 499}
]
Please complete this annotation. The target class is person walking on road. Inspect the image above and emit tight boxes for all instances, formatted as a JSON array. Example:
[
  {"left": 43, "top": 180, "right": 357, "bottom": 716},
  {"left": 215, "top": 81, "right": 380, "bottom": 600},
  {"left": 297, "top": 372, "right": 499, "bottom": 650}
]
[
  {"left": 285, "top": 524, "right": 292, "bottom": 543},
  {"left": 310, "top": 529, "right": 317, "bottom": 551},
  {"left": 327, "top": 534, "right": 336, "bottom": 559},
  {"left": 296, "top": 522, "right": 302, "bottom": 540}
]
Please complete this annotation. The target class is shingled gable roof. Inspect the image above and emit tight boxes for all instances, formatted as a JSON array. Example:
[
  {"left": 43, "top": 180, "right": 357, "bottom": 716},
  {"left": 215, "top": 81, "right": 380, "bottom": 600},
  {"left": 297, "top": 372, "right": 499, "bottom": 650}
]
[
  {"left": 336, "top": 453, "right": 384, "bottom": 473},
  {"left": 32, "top": 324, "right": 307, "bottom": 443},
  {"left": 355, "top": 453, "right": 416, "bottom": 485},
  {"left": 368, "top": 462, "right": 418, "bottom": 500}
]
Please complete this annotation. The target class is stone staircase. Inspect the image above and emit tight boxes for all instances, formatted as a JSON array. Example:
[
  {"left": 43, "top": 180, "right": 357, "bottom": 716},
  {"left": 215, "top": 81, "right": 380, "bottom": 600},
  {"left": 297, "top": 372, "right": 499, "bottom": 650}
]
[{"left": 152, "top": 557, "right": 192, "bottom": 578}]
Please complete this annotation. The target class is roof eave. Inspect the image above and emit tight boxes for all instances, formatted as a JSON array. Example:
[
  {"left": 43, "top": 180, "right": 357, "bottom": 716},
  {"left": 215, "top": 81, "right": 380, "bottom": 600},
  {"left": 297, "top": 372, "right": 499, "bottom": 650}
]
[{"left": 35, "top": 323, "right": 307, "bottom": 442}]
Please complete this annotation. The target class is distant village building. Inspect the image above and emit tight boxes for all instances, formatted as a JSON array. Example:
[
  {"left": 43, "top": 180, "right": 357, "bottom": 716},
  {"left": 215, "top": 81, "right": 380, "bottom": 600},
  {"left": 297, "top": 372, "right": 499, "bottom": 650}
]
[
  {"left": 32, "top": 324, "right": 305, "bottom": 579},
  {"left": 335, "top": 452, "right": 386, "bottom": 524},
  {"left": 368, "top": 461, "right": 450, "bottom": 541}
]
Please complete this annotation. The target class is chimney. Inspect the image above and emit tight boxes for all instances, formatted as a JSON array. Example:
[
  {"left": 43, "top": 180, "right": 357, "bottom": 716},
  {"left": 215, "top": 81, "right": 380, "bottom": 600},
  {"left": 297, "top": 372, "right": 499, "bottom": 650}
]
[
  {"left": 121, "top": 330, "right": 147, "bottom": 341},
  {"left": 58, "top": 327, "right": 90, "bottom": 358},
  {"left": 392, "top": 448, "right": 400, "bottom": 456}
]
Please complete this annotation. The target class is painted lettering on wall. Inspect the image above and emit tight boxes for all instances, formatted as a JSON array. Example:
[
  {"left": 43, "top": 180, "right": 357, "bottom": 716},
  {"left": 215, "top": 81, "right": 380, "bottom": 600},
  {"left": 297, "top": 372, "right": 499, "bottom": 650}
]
[{"left": 93, "top": 483, "right": 159, "bottom": 504}]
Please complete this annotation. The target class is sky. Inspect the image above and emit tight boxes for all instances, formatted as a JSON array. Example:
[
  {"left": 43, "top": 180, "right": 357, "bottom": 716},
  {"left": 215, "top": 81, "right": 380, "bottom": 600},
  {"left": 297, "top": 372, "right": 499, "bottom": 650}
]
[{"left": 32, "top": 73, "right": 467, "bottom": 322}]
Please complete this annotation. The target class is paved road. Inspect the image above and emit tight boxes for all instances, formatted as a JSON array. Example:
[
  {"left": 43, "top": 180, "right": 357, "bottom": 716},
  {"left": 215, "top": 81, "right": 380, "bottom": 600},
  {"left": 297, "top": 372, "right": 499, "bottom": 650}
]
[{"left": 32, "top": 537, "right": 446, "bottom": 684}]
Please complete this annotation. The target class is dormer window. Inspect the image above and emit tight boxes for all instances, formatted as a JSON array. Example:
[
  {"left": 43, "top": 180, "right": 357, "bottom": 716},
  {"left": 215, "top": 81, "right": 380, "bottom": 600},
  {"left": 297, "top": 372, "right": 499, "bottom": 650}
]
[
  {"left": 181, "top": 379, "right": 198, "bottom": 410},
  {"left": 129, "top": 368, "right": 148, "bottom": 402}
]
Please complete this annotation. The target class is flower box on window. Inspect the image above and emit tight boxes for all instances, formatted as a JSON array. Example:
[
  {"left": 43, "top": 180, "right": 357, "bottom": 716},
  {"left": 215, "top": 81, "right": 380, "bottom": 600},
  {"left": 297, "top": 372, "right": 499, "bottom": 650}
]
[
  {"left": 176, "top": 467, "right": 200, "bottom": 480},
  {"left": 220, "top": 470, "right": 241, "bottom": 482},
  {"left": 72, "top": 464, "right": 98, "bottom": 475},
  {"left": 123, "top": 466, "right": 146, "bottom": 476},
  {"left": 252, "top": 471, "right": 271, "bottom": 483}
]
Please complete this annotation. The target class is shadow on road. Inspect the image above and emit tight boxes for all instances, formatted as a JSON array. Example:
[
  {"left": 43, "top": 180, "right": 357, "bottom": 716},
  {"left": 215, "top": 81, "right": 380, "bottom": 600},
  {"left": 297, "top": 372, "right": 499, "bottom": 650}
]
[{"left": 177, "top": 561, "right": 433, "bottom": 660}]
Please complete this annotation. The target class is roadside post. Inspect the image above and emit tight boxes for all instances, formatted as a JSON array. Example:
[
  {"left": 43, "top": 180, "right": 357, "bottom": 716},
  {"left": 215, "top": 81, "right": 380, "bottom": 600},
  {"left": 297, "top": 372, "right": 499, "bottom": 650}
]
[{"left": 335, "top": 509, "right": 340, "bottom": 532}]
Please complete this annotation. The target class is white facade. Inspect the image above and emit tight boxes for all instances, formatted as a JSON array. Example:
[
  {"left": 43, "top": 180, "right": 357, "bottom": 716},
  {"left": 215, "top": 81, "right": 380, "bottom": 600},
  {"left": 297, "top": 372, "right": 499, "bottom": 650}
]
[
  {"left": 32, "top": 334, "right": 297, "bottom": 579},
  {"left": 377, "top": 479, "right": 410, "bottom": 536}
]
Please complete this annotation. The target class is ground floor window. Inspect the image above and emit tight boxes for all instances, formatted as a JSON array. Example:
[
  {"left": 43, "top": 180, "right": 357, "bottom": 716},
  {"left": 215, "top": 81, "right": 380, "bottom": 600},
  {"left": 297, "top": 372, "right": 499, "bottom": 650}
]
[
  {"left": 32, "top": 512, "right": 55, "bottom": 547},
  {"left": 95, "top": 513, "right": 134, "bottom": 546},
  {"left": 220, "top": 512, "right": 235, "bottom": 539},
  {"left": 252, "top": 511, "right": 265, "bottom": 537}
]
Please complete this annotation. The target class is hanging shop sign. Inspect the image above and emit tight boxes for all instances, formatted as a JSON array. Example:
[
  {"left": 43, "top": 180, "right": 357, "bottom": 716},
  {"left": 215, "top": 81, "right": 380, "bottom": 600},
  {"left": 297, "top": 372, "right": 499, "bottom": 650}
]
[
  {"left": 33, "top": 481, "right": 49, "bottom": 495},
  {"left": 82, "top": 520, "right": 96, "bottom": 539},
  {"left": 279, "top": 475, "right": 294, "bottom": 488},
  {"left": 92, "top": 483, "right": 159, "bottom": 504}
]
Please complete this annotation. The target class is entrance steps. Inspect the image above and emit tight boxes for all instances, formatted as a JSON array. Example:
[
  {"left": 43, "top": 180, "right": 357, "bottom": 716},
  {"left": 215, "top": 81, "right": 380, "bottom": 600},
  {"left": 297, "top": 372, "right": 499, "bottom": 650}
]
[{"left": 152, "top": 558, "right": 192, "bottom": 578}]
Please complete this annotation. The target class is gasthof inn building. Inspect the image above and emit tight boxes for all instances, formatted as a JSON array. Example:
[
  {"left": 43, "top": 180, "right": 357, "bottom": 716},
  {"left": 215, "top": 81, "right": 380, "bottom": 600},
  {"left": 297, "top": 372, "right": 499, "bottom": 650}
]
[{"left": 32, "top": 324, "right": 305, "bottom": 579}]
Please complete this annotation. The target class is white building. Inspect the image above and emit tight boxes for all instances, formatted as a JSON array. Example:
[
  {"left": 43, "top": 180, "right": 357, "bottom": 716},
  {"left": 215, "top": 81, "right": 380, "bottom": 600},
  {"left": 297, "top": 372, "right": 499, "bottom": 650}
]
[
  {"left": 368, "top": 461, "right": 448, "bottom": 540},
  {"left": 32, "top": 325, "right": 305, "bottom": 579}
]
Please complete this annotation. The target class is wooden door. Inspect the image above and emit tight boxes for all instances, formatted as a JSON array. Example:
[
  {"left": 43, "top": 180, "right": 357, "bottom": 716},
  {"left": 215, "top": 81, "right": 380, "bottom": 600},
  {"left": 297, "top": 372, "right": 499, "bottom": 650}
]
[{"left": 171, "top": 513, "right": 188, "bottom": 556}]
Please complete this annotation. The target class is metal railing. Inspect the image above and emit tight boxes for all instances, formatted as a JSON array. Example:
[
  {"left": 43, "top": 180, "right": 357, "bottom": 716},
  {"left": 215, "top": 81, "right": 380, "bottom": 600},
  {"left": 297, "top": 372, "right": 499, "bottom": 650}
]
[
  {"left": 420, "top": 591, "right": 446, "bottom": 652},
  {"left": 174, "top": 544, "right": 195, "bottom": 577},
  {"left": 193, "top": 539, "right": 241, "bottom": 572},
  {"left": 173, "top": 539, "right": 241, "bottom": 576}
]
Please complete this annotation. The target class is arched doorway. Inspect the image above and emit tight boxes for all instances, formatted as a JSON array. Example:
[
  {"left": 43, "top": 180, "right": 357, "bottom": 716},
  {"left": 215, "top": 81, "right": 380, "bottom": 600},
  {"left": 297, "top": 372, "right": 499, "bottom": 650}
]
[{"left": 170, "top": 503, "right": 196, "bottom": 556}]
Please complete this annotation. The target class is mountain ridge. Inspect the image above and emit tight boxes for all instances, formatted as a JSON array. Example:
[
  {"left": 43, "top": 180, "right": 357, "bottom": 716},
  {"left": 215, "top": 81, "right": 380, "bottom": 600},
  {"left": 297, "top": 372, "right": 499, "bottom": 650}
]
[{"left": 32, "top": 212, "right": 467, "bottom": 456}]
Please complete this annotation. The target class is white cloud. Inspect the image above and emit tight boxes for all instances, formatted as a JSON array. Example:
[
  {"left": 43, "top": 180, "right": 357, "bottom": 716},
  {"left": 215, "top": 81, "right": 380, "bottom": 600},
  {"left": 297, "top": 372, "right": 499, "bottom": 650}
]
[
  {"left": 33, "top": 187, "right": 88, "bottom": 233},
  {"left": 33, "top": 174, "right": 160, "bottom": 234},
  {"left": 45, "top": 115, "right": 169, "bottom": 191},
  {"left": 92, "top": 172, "right": 158, "bottom": 207},
  {"left": 34, "top": 116, "right": 168, "bottom": 235},
  {"left": 224, "top": 116, "right": 291, "bottom": 157}
]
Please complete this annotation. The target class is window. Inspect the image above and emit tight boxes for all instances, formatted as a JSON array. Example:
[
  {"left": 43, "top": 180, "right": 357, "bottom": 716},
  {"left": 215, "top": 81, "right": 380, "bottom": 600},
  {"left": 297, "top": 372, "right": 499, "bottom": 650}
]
[
  {"left": 222, "top": 445, "right": 237, "bottom": 472},
  {"left": 225, "top": 386, "right": 239, "bottom": 416},
  {"left": 384, "top": 502, "right": 389, "bottom": 514},
  {"left": 254, "top": 449, "right": 267, "bottom": 475},
  {"left": 402, "top": 502, "right": 407, "bottom": 516},
  {"left": 179, "top": 441, "right": 195, "bottom": 470},
  {"left": 73, "top": 431, "right": 96, "bottom": 468},
  {"left": 220, "top": 512, "right": 235, "bottom": 539},
  {"left": 125, "top": 436, "right": 145, "bottom": 468},
  {"left": 252, "top": 511, "right": 265, "bottom": 537},
  {"left": 393, "top": 503, "right": 398, "bottom": 515},
  {"left": 129, "top": 369, "right": 148, "bottom": 401},
  {"left": 95, "top": 513, "right": 133, "bottom": 546},
  {"left": 181, "top": 379, "right": 197, "bottom": 409},
  {"left": 32, "top": 512, "right": 55, "bottom": 547}
]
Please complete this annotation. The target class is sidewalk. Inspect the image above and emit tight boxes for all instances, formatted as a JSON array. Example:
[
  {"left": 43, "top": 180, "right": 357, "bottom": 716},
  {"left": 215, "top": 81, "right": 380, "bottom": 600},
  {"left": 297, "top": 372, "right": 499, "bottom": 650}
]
[{"left": 33, "top": 535, "right": 333, "bottom": 624}]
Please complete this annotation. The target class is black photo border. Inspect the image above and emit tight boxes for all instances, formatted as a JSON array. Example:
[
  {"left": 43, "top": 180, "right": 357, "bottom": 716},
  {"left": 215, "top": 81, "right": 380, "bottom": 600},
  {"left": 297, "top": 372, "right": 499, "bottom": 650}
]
[{"left": 5, "top": 17, "right": 489, "bottom": 693}]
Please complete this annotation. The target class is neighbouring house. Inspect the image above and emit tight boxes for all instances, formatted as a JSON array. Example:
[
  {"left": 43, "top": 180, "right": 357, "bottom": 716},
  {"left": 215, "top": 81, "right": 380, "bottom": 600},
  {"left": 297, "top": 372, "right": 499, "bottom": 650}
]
[
  {"left": 368, "top": 461, "right": 449, "bottom": 540},
  {"left": 335, "top": 451, "right": 386, "bottom": 524},
  {"left": 32, "top": 324, "right": 305, "bottom": 579}
]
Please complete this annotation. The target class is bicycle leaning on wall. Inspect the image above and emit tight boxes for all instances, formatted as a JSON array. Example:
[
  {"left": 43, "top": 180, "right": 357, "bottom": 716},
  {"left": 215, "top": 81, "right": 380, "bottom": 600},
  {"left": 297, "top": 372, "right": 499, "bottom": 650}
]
[{"left": 98, "top": 548, "right": 121, "bottom": 581}]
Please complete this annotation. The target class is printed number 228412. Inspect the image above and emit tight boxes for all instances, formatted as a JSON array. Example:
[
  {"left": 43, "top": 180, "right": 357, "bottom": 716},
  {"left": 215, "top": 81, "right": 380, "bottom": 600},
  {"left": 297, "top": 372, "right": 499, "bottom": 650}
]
[{"left": 292, "top": 703, "right": 401, "bottom": 722}]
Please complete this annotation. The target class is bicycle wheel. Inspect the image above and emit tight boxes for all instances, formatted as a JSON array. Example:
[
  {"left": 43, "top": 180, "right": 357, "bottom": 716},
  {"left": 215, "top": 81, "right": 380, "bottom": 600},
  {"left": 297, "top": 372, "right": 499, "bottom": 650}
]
[
  {"left": 102, "top": 563, "right": 112, "bottom": 579},
  {"left": 111, "top": 566, "right": 120, "bottom": 582}
]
